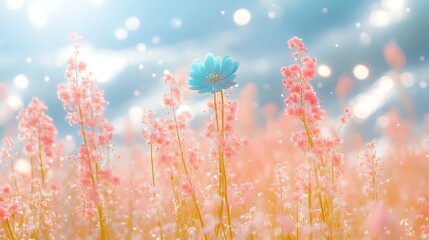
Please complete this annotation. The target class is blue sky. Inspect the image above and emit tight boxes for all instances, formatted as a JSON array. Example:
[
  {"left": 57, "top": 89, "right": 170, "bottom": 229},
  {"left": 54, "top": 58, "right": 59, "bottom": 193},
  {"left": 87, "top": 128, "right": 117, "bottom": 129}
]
[{"left": 0, "top": 0, "right": 428, "bottom": 140}]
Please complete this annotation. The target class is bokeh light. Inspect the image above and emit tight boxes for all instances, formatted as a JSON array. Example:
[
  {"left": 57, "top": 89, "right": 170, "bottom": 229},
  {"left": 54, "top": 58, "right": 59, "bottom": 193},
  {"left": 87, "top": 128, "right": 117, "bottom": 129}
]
[
  {"left": 15, "top": 158, "right": 31, "bottom": 175},
  {"left": 268, "top": 11, "right": 276, "bottom": 19},
  {"left": 14, "top": 74, "right": 29, "bottom": 89},
  {"left": 115, "top": 28, "right": 128, "bottom": 40},
  {"left": 317, "top": 64, "right": 332, "bottom": 78},
  {"left": 64, "top": 134, "right": 76, "bottom": 153},
  {"left": 353, "top": 64, "right": 370, "bottom": 80},
  {"left": 7, "top": 95, "right": 23, "bottom": 110},
  {"left": 233, "top": 8, "right": 251, "bottom": 26},
  {"left": 137, "top": 43, "right": 147, "bottom": 52},
  {"left": 125, "top": 17, "right": 140, "bottom": 31},
  {"left": 170, "top": 17, "right": 183, "bottom": 28},
  {"left": 359, "top": 33, "right": 371, "bottom": 46},
  {"left": 151, "top": 36, "right": 160, "bottom": 44},
  {"left": 400, "top": 72, "right": 414, "bottom": 88}
]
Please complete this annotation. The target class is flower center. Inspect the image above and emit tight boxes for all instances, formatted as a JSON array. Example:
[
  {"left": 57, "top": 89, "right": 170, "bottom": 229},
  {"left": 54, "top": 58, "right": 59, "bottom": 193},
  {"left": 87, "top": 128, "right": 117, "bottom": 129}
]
[{"left": 207, "top": 73, "right": 218, "bottom": 82}]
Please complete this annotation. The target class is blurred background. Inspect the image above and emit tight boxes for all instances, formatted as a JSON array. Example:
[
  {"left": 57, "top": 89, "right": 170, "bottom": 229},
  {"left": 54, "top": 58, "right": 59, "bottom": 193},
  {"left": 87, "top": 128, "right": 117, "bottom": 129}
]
[{"left": 0, "top": 0, "right": 428, "bottom": 140}]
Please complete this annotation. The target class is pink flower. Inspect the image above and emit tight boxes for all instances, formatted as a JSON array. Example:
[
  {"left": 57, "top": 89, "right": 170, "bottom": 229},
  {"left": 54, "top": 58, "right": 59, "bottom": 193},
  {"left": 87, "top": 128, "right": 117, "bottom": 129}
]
[
  {"left": 17, "top": 97, "right": 58, "bottom": 161},
  {"left": 288, "top": 36, "right": 307, "bottom": 53},
  {"left": 0, "top": 184, "right": 11, "bottom": 195}
]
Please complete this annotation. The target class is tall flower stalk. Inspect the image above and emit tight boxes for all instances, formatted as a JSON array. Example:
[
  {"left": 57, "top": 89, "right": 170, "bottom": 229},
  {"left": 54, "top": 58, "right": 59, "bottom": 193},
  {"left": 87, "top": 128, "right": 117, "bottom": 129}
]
[
  {"left": 188, "top": 53, "right": 239, "bottom": 239},
  {"left": 17, "top": 97, "right": 58, "bottom": 239},
  {"left": 57, "top": 33, "right": 118, "bottom": 240},
  {"left": 280, "top": 37, "right": 350, "bottom": 239},
  {"left": 164, "top": 73, "right": 207, "bottom": 238}
]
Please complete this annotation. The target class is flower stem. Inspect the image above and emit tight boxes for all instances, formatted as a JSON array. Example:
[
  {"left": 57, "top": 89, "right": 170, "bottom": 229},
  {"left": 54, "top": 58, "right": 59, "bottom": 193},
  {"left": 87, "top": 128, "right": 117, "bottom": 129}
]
[
  {"left": 97, "top": 204, "right": 107, "bottom": 240},
  {"left": 5, "top": 219, "right": 15, "bottom": 240},
  {"left": 171, "top": 101, "right": 207, "bottom": 239},
  {"left": 149, "top": 144, "right": 164, "bottom": 240},
  {"left": 221, "top": 91, "right": 233, "bottom": 239},
  {"left": 213, "top": 91, "right": 233, "bottom": 239}
]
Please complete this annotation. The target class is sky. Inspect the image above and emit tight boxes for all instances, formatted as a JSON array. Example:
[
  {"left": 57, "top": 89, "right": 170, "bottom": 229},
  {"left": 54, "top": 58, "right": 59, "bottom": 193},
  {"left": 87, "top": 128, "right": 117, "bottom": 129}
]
[{"left": 0, "top": 0, "right": 428, "bottom": 141}]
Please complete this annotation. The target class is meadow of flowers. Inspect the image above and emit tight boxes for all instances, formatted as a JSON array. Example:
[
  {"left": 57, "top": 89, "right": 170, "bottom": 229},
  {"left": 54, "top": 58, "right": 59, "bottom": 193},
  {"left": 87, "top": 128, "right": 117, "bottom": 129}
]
[{"left": 0, "top": 34, "right": 428, "bottom": 240}]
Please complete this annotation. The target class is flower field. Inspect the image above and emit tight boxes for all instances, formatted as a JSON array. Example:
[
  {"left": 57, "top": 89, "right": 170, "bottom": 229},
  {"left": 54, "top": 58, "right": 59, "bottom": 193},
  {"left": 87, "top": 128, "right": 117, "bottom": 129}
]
[{"left": 1, "top": 34, "right": 428, "bottom": 240}]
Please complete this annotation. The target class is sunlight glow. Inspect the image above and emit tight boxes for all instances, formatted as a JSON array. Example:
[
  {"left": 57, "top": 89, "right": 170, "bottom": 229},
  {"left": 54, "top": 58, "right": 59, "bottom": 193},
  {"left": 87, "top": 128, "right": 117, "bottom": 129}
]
[
  {"left": 90, "top": 0, "right": 104, "bottom": 6},
  {"left": 382, "top": 0, "right": 404, "bottom": 12},
  {"left": 369, "top": 10, "right": 391, "bottom": 27},
  {"left": 351, "top": 75, "right": 394, "bottom": 120},
  {"left": 28, "top": 5, "right": 48, "bottom": 27},
  {"left": 7, "top": 0, "right": 24, "bottom": 9},
  {"left": 129, "top": 106, "right": 143, "bottom": 121},
  {"left": 233, "top": 9, "right": 251, "bottom": 26},
  {"left": 353, "top": 64, "right": 369, "bottom": 80},
  {"left": 317, "top": 64, "right": 332, "bottom": 78}
]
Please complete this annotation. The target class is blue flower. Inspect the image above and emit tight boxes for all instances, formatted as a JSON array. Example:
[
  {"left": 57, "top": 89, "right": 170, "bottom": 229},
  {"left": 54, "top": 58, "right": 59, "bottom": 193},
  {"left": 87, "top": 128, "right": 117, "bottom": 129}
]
[{"left": 188, "top": 53, "right": 239, "bottom": 94}]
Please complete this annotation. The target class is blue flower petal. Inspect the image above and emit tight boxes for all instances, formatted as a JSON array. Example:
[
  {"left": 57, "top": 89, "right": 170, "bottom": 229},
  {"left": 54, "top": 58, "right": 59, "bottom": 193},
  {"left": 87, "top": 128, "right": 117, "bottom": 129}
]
[
  {"left": 213, "top": 56, "right": 222, "bottom": 74},
  {"left": 188, "top": 53, "right": 239, "bottom": 94},
  {"left": 198, "top": 64, "right": 208, "bottom": 76},
  {"left": 199, "top": 85, "right": 214, "bottom": 94},
  {"left": 204, "top": 53, "right": 215, "bottom": 74},
  {"left": 189, "top": 71, "right": 205, "bottom": 80},
  {"left": 231, "top": 62, "right": 239, "bottom": 74},
  {"left": 223, "top": 73, "right": 237, "bottom": 83},
  {"left": 189, "top": 78, "right": 211, "bottom": 88},
  {"left": 219, "top": 59, "right": 235, "bottom": 79}
]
